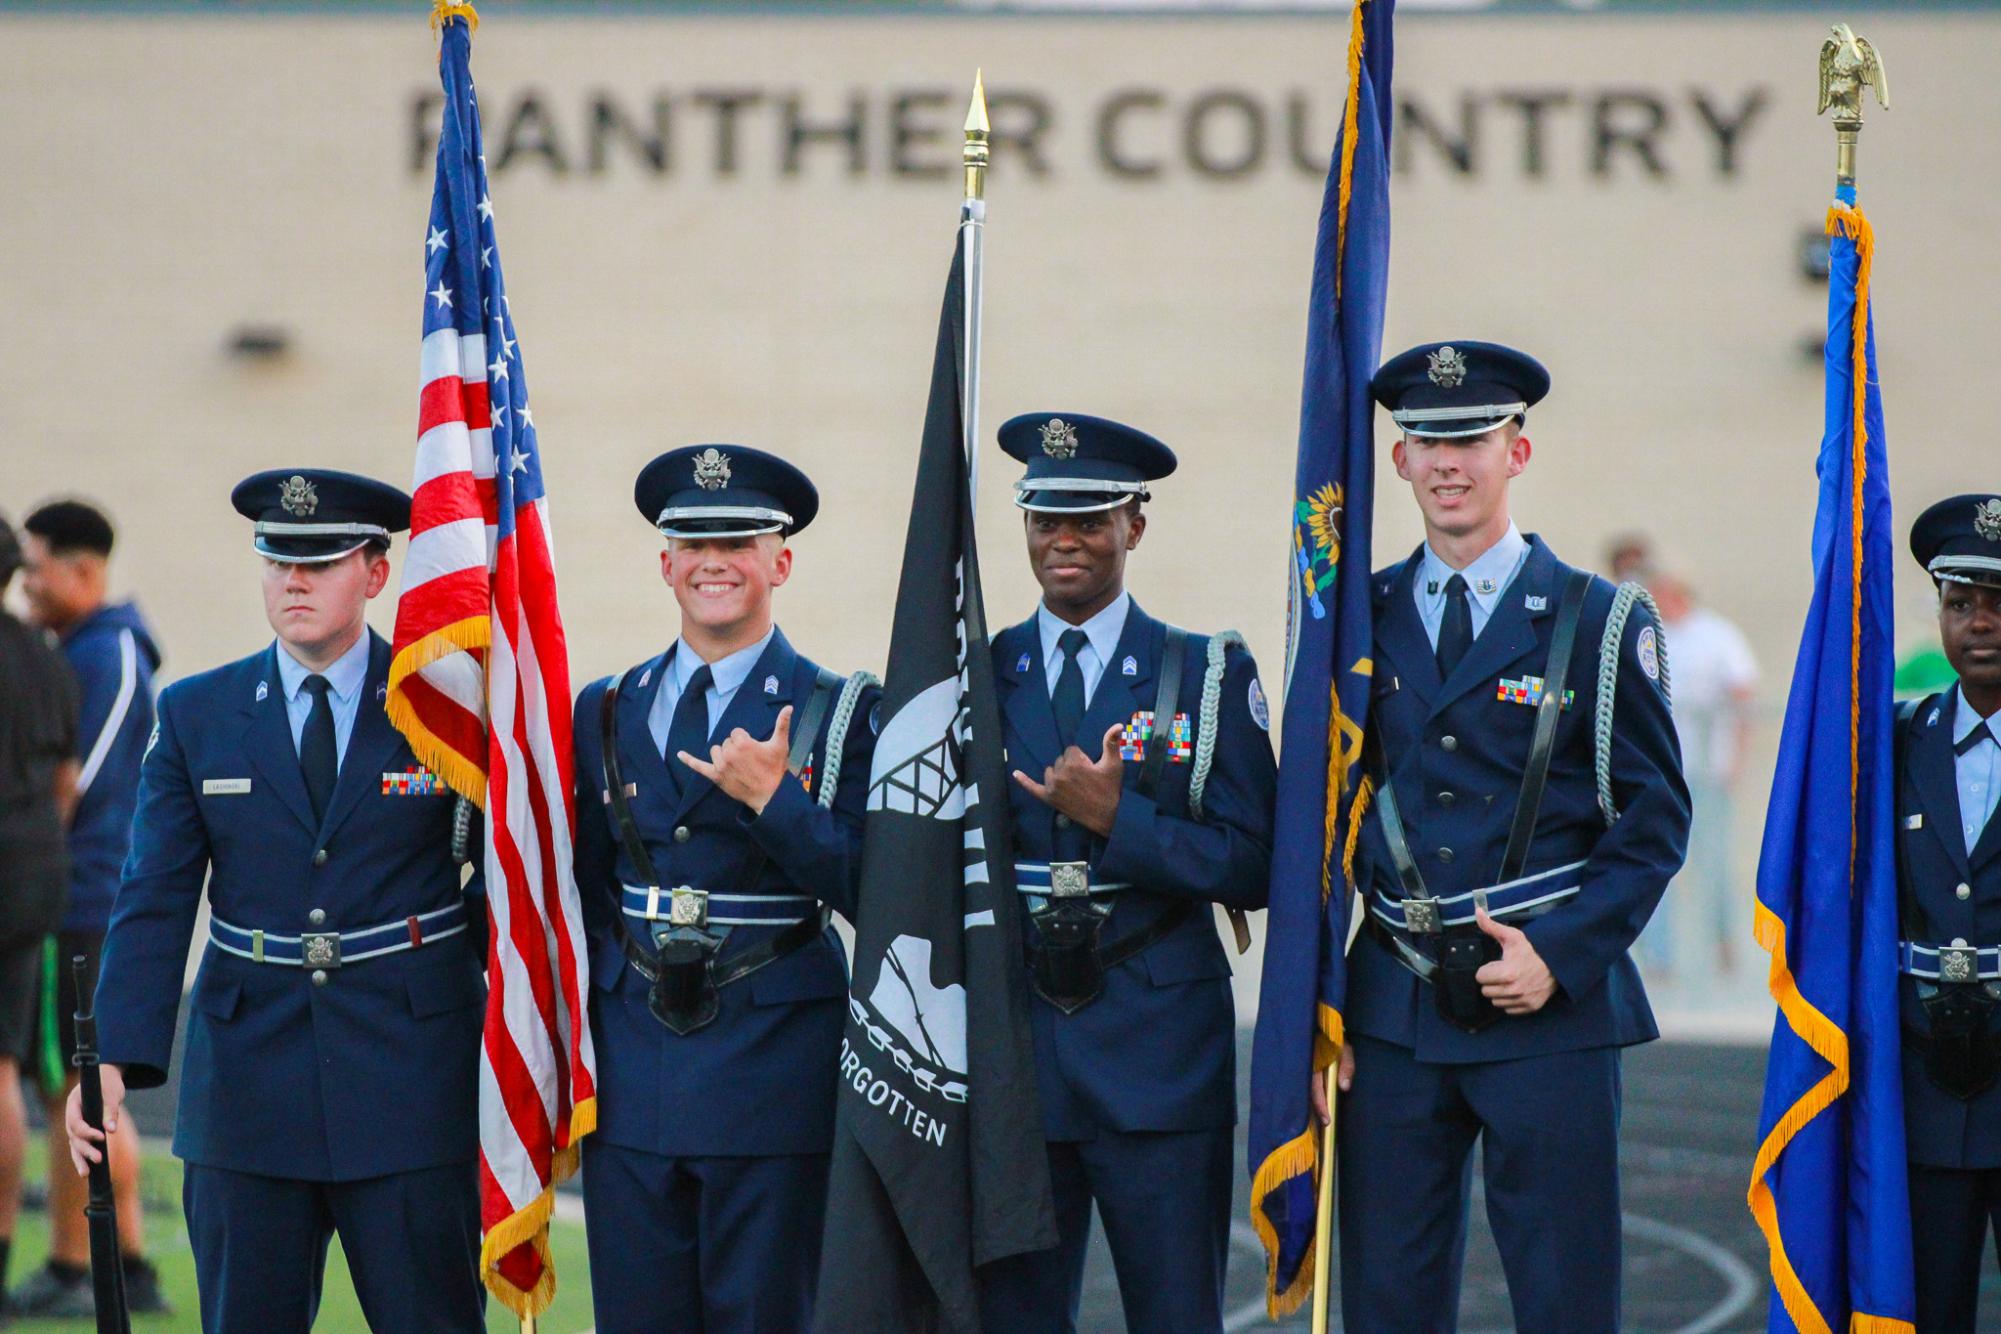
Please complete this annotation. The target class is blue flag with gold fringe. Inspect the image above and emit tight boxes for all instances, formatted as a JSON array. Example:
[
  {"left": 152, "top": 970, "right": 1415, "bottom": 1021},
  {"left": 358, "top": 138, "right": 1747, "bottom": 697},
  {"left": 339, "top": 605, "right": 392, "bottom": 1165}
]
[
  {"left": 1747, "top": 183, "right": 1914, "bottom": 1334},
  {"left": 1246, "top": 0, "right": 1393, "bottom": 1316}
]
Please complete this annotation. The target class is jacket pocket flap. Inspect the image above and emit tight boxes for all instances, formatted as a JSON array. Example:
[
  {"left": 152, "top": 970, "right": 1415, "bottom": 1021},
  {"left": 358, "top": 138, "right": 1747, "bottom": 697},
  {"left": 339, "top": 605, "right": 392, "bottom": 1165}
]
[
  {"left": 749, "top": 947, "right": 847, "bottom": 1007},
  {"left": 1141, "top": 931, "right": 1232, "bottom": 987},
  {"left": 406, "top": 964, "right": 485, "bottom": 1018},
  {"left": 191, "top": 975, "right": 242, "bottom": 1020}
]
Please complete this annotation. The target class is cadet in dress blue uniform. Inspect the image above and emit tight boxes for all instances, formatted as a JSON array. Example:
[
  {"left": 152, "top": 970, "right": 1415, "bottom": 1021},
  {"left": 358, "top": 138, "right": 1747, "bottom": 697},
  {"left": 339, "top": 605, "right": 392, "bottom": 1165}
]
[
  {"left": 1894, "top": 494, "right": 2001, "bottom": 1333},
  {"left": 572, "top": 445, "right": 880, "bottom": 1334},
  {"left": 67, "top": 471, "right": 486, "bottom": 1334},
  {"left": 976, "top": 414, "right": 1277, "bottom": 1334},
  {"left": 1323, "top": 344, "right": 1690, "bottom": 1333}
]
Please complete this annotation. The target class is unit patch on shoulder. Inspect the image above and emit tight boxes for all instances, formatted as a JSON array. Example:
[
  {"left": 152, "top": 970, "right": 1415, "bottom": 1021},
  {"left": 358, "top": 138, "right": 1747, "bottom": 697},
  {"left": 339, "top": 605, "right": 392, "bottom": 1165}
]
[
  {"left": 1248, "top": 678, "right": 1271, "bottom": 731},
  {"left": 1636, "top": 625, "right": 1660, "bottom": 682}
]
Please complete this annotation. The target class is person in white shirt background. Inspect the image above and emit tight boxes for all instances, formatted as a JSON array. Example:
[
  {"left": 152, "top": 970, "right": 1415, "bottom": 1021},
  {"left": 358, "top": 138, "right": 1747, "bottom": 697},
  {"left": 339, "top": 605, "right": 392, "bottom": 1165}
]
[{"left": 1635, "top": 568, "right": 1758, "bottom": 989}]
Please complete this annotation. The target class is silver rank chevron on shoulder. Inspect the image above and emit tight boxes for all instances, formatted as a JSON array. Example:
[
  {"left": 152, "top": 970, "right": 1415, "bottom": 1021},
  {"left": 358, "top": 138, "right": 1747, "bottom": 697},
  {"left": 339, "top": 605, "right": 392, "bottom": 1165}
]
[
  {"left": 1975, "top": 498, "right": 2001, "bottom": 543},
  {"left": 1427, "top": 345, "right": 1468, "bottom": 388},
  {"left": 279, "top": 474, "right": 318, "bottom": 516},
  {"left": 692, "top": 447, "right": 732, "bottom": 491},
  {"left": 1040, "top": 418, "right": 1080, "bottom": 459}
]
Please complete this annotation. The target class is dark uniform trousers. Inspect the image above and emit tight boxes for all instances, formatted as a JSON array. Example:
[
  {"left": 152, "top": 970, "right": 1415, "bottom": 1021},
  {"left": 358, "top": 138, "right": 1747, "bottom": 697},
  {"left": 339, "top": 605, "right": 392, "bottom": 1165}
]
[
  {"left": 1340, "top": 540, "right": 1688, "bottom": 1334},
  {"left": 1896, "top": 689, "right": 2001, "bottom": 1333},
  {"left": 572, "top": 628, "right": 878, "bottom": 1334},
  {"left": 977, "top": 603, "right": 1277, "bottom": 1334},
  {"left": 95, "top": 634, "right": 486, "bottom": 1334}
]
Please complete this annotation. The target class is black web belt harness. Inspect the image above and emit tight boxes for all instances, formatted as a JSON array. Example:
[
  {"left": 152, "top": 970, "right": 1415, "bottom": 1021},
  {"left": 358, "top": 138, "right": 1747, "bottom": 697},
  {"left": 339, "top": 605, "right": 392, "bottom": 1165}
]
[
  {"left": 598, "top": 667, "right": 840, "bottom": 1035},
  {"left": 1369, "top": 569, "right": 1592, "bottom": 1033},
  {"left": 1025, "top": 626, "right": 1199, "bottom": 1015}
]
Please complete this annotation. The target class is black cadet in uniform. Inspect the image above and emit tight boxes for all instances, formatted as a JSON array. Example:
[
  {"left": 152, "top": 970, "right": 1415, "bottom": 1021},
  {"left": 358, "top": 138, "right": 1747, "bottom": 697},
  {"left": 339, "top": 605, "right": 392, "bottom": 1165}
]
[{"left": 1895, "top": 494, "right": 2001, "bottom": 1333}]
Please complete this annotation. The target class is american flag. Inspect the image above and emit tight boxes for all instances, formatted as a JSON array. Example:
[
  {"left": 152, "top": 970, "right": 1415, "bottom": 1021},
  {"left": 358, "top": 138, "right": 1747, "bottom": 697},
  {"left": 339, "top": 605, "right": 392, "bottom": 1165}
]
[{"left": 386, "top": 10, "right": 597, "bottom": 1318}]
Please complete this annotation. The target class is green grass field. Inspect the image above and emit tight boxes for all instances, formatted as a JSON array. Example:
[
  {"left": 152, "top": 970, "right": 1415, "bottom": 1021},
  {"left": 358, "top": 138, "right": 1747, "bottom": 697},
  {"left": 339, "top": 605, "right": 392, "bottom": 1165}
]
[{"left": 7, "top": 1142, "right": 596, "bottom": 1332}]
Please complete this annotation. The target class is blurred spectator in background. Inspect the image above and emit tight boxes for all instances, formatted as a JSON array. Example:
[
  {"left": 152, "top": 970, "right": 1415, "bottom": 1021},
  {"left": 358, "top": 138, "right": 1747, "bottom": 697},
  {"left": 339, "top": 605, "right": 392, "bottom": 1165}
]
[
  {"left": 1606, "top": 531, "right": 1655, "bottom": 584},
  {"left": 1638, "top": 569, "right": 1758, "bottom": 988},
  {"left": 17, "top": 501, "right": 166, "bottom": 1316},
  {"left": 0, "top": 514, "right": 77, "bottom": 1315}
]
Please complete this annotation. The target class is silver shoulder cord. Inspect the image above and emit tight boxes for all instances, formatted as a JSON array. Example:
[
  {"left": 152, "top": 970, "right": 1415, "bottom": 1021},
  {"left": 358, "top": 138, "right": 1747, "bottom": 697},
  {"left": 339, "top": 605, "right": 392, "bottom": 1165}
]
[
  {"left": 815, "top": 671, "right": 881, "bottom": 810},
  {"left": 1594, "top": 581, "right": 1672, "bottom": 827},
  {"left": 452, "top": 794, "right": 476, "bottom": 865},
  {"left": 1189, "top": 631, "right": 1248, "bottom": 821}
]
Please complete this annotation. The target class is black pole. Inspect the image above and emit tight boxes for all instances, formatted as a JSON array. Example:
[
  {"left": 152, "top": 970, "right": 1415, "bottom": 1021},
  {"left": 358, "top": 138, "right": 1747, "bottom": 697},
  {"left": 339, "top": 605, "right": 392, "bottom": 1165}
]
[{"left": 70, "top": 954, "right": 130, "bottom": 1334}]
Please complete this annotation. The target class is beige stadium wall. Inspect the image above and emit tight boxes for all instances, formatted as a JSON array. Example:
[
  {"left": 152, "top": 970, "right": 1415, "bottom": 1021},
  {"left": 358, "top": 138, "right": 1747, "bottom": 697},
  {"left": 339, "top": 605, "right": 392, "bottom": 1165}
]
[{"left": 3, "top": 10, "right": 1996, "bottom": 1021}]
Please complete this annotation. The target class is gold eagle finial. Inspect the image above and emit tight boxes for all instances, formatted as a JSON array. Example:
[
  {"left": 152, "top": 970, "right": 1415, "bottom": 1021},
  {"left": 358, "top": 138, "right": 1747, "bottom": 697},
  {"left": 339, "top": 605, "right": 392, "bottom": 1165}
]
[{"left": 1818, "top": 23, "right": 1889, "bottom": 121}]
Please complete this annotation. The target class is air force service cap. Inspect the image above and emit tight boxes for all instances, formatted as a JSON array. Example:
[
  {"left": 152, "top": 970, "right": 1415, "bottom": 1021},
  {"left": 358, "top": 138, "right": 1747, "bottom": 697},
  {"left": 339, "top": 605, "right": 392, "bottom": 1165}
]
[
  {"left": 635, "top": 445, "right": 819, "bottom": 540},
  {"left": 231, "top": 469, "right": 411, "bottom": 564},
  {"left": 1911, "top": 494, "right": 2001, "bottom": 590},
  {"left": 999, "top": 412, "right": 1177, "bottom": 513},
  {"left": 1370, "top": 341, "right": 1551, "bottom": 439}
]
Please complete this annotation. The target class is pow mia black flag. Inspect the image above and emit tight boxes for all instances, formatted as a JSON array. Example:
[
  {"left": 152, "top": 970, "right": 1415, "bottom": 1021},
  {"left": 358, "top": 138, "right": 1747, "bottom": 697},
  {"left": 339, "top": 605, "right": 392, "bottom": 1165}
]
[{"left": 815, "top": 240, "right": 1056, "bottom": 1331}]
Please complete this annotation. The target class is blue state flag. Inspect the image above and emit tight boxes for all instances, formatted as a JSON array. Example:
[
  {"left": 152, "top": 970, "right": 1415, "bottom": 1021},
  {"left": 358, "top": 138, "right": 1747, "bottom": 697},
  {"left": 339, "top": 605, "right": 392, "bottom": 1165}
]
[
  {"left": 1747, "top": 181, "right": 1915, "bottom": 1334},
  {"left": 1246, "top": 0, "right": 1394, "bottom": 1316}
]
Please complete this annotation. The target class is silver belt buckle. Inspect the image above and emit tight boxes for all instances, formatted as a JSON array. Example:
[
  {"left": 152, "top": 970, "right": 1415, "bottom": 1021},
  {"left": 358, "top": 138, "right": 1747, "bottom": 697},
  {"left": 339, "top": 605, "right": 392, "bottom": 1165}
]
[
  {"left": 1048, "top": 862, "right": 1091, "bottom": 899},
  {"left": 301, "top": 932, "right": 342, "bottom": 969},
  {"left": 668, "top": 887, "right": 709, "bottom": 929},
  {"left": 1940, "top": 944, "right": 1979, "bottom": 984},
  {"left": 1402, "top": 898, "right": 1442, "bottom": 936}
]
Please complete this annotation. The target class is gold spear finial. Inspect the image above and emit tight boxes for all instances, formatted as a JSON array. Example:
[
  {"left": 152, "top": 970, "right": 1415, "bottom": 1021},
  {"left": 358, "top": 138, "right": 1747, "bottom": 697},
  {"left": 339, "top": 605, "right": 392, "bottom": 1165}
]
[
  {"left": 964, "top": 69, "right": 991, "bottom": 202},
  {"left": 1817, "top": 24, "right": 1888, "bottom": 188}
]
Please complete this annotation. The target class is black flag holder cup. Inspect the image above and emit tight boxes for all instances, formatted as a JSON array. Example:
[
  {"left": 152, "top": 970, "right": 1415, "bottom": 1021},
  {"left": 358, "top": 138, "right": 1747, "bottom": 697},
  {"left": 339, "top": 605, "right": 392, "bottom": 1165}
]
[{"left": 71, "top": 954, "right": 131, "bottom": 1334}]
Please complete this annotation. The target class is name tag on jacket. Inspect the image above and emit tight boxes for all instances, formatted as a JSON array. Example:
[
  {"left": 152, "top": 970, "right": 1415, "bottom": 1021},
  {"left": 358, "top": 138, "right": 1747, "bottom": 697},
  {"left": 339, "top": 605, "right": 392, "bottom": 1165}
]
[{"left": 202, "top": 778, "right": 253, "bottom": 796}]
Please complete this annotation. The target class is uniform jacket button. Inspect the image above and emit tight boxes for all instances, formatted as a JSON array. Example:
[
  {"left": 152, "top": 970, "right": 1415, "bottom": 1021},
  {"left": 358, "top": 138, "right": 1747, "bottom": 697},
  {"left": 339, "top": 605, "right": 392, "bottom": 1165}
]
[
  {"left": 1440, "top": 735, "right": 1459, "bottom": 752},
  {"left": 1437, "top": 847, "right": 1455, "bottom": 864},
  {"left": 1958, "top": 883, "right": 1973, "bottom": 901},
  {"left": 313, "top": 848, "right": 328, "bottom": 866},
  {"left": 311, "top": 969, "right": 329, "bottom": 987},
  {"left": 308, "top": 908, "right": 326, "bottom": 926},
  {"left": 1055, "top": 813, "right": 1072, "bottom": 829},
  {"left": 673, "top": 826, "right": 691, "bottom": 844},
  {"left": 1437, "top": 791, "right": 1456, "bottom": 806}
]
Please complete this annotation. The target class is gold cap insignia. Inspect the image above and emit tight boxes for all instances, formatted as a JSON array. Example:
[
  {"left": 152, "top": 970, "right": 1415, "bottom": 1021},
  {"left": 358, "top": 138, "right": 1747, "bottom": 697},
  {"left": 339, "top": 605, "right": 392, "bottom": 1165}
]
[
  {"left": 692, "top": 448, "right": 732, "bottom": 492},
  {"left": 1427, "top": 346, "right": 1468, "bottom": 389},
  {"left": 1040, "top": 418, "right": 1080, "bottom": 459},
  {"left": 279, "top": 475, "right": 318, "bottom": 517},
  {"left": 1975, "top": 498, "right": 2001, "bottom": 543}
]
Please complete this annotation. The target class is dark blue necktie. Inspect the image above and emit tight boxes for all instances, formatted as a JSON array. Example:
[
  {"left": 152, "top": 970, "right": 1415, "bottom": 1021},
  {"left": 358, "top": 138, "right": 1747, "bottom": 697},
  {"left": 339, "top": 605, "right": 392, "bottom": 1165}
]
[
  {"left": 299, "top": 675, "right": 338, "bottom": 825},
  {"left": 1436, "top": 573, "right": 1473, "bottom": 678},
  {"left": 1052, "top": 628, "right": 1090, "bottom": 751},
  {"left": 666, "top": 664, "right": 716, "bottom": 793},
  {"left": 1959, "top": 719, "right": 1996, "bottom": 757}
]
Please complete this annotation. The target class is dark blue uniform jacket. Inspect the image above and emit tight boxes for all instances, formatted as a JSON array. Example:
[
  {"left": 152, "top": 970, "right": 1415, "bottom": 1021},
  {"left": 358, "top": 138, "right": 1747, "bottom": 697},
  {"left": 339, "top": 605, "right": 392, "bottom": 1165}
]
[
  {"left": 96, "top": 632, "right": 485, "bottom": 1181},
  {"left": 991, "top": 601, "right": 1277, "bottom": 1141},
  {"left": 1347, "top": 537, "right": 1690, "bottom": 1063},
  {"left": 1897, "top": 687, "right": 2001, "bottom": 1169},
  {"left": 573, "top": 627, "right": 879, "bottom": 1159},
  {"left": 61, "top": 601, "right": 160, "bottom": 933}
]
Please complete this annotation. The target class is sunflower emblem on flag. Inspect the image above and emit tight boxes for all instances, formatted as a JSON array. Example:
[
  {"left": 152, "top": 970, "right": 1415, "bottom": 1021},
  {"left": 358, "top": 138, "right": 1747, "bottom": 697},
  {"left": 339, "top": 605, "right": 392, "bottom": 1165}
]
[{"left": 1291, "top": 483, "right": 1343, "bottom": 621}]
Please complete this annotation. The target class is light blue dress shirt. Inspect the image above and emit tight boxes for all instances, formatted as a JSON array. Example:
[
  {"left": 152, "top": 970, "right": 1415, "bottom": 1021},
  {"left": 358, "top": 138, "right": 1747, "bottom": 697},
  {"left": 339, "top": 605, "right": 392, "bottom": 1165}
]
[
  {"left": 647, "top": 628, "right": 778, "bottom": 760},
  {"left": 1038, "top": 592, "right": 1132, "bottom": 708},
  {"left": 1414, "top": 522, "right": 1531, "bottom": 650},
  {"left": 1955, "top": 686, "right": 2001, "bottom": 855},
  {"left": 275, "top": 631, "right": 371, "bottom": 767}
]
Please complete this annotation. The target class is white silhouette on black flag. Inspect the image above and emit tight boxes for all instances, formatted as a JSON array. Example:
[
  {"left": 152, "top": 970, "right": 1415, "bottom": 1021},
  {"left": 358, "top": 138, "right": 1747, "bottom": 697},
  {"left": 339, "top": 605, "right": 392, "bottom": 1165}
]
[{"left": 815, "top": 240, "right": 1055, "bottom": 1332}]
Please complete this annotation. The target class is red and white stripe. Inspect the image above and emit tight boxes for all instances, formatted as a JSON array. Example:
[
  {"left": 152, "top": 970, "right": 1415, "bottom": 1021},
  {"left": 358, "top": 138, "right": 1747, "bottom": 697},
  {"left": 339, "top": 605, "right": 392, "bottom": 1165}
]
[{"left": 391, "top": 324, "right": 597, "bottom": 1307}]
